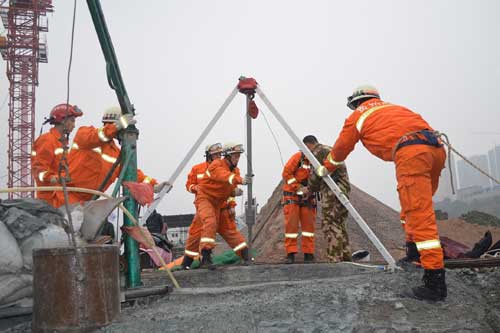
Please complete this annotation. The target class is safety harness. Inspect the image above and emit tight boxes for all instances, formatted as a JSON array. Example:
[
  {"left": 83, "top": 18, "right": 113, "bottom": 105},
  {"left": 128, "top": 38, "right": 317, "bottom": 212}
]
[{"left": 392, "top": 129, "right": 443, "bottom": 160}]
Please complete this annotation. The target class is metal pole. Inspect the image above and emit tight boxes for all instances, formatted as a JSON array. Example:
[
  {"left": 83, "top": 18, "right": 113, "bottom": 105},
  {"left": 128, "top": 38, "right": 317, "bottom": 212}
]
[
  {"left": 256, "top": 87, "right": 397, "bottom": 271},
  {"left": 87, "top": 0, "right": 141, "bottom": 287},
  {"left": 245, "top": 95, "right": 256, "bottom": 248},
  {"left": 141, "top": 87, "right": 239, "bottom": 224}
]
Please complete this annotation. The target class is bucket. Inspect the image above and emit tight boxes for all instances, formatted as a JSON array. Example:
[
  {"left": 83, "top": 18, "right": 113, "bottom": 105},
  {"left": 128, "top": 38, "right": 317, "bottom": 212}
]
[{"left": 32, "top": 245, "right": 120, "bottom": 332}]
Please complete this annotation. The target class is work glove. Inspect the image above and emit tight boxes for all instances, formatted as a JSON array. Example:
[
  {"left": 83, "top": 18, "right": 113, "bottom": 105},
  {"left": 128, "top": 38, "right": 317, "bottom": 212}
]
[
  {"left": 241, "top": 175, "right": 252, "bottom": 185},
  {"left": 154, "top": 181, "right": 171, "bottom": 193},
  {"left": 49, "top": 175, "right": 59, "bottom": 185},
  {"left": 115, "top": 113, "right": 136, "bottom": 130},
  {"left": 233, "top": 187, "right": 244, "bottom": 197},
  {"left": 315, "top": 165, "right": 329, "bottom": 177},
  {"left": 296, "top": 185, "right": 309, "bottom": 196}
]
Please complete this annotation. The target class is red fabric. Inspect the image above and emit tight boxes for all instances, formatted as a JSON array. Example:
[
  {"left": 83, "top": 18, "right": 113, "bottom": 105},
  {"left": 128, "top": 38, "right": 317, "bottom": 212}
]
[
  {"left": 31, "top": 127, "right": 68, "bottom": 207},
  {"left": 140, "top": 246, "right": 172, "bottom": 266},
  {"left": 440, "top": 236, "right": 470, "bottom": 259},
  {"left": 122, "top": 226, "right": 155, "bottom": 249},
  {"left": 395, "top": 144, "right": 446, "bottom": 269},
  {"left": 324, "top": 98, "right": 433, "bottom": 172},
  {"left": 63, "top": 125, "right": 156, "bottom": 205},
  {"left": 122, "top": 181, "right": 154, "bottom": 206},
  {"left": 282, "top": 152, "right": 311, "bottom": 193}
]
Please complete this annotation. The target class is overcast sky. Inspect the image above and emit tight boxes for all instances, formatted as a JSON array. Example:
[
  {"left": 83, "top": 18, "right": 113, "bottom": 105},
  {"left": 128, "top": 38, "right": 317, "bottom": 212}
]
[{"left": 1, "top": 0, "right": 499, "bottom": 217}]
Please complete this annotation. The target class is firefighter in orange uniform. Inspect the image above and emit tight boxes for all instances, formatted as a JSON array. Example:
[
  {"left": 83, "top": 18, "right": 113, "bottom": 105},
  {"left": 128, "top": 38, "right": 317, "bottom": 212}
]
[
  {"left": 316, "top": 85, "right": 447, "bottom": 301},
  {"left": 31, "top": 104, "right": 83, "bottom": 207},
  {"left": 282, "top": 151, "right": 316, "bottom": 264},
  {"left": 181, "top": 143, "right": 252, "bottom": 269},
  {"left": 63, "top": 106, "right": 166, "bottom": 205},
  {"left": 195, "top": 143, "right": 251, "bottom": 269}
]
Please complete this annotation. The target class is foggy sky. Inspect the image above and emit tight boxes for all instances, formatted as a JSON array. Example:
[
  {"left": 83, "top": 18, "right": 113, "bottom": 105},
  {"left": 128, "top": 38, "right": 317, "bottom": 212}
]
[{"left": 1, "top": 0, "right": 499, "bottom": 217}]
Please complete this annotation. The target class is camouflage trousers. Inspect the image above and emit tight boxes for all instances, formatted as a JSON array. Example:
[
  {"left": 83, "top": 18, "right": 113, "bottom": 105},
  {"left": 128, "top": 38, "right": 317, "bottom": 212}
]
[{"left": 320, "top": 187, "right": 351, "bottom": 262}]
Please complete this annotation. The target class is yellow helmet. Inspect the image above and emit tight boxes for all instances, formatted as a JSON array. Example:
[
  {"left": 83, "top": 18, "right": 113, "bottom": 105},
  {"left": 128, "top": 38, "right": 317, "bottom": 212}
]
[{"left": 347, "top": 85, "right": 380, "bottom": 110}]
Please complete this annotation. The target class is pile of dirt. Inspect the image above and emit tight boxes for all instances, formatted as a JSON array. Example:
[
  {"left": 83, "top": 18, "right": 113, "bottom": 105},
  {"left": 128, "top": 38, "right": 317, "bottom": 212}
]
[
  {"left": 437, "top": 218, "right": 500, "bottom": 249},
  {"left": 252, "top": 181, "right": 406, "bottom": 263}
]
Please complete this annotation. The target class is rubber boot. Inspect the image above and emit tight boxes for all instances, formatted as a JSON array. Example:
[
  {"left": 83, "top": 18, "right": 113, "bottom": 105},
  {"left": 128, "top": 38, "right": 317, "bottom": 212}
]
[
  {"left": 181, "top": 255, "right": 194, "bottom": 270},
  {"left": 464, "top": 231, "right": 492, "bottom": 258},
  {"left": 285, "top": 252, "right": 295, "bottom": 264},
  {"left": 412, "top": 269, "right": 447, "bottom": 301},
  {"left": 304, "top": 253, "right": 315, "bottom": 263},
  {"left": 200, "top": 249, "right": 216, "bottom": 270},
  {"left": 240, "top": 248, "right": 254, "bottom": 266}
]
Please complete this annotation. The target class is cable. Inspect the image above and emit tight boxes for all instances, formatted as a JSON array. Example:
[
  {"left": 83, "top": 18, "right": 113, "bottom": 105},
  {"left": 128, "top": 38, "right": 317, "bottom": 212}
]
[
  {"left": 260, "top": 109, "right": 285, "bottom": 167},
  {"left": 65, "top": 0, "right": 77, "bottom": 107}
]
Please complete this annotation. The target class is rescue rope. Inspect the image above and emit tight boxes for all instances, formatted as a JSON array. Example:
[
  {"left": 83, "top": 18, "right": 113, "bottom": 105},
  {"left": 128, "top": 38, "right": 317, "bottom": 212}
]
[
  {"left": 0, "top": 186, "right": 180, "bottom": 288},
  {"left": 435, "top": 131, "right": 500, "bottom": 189}
]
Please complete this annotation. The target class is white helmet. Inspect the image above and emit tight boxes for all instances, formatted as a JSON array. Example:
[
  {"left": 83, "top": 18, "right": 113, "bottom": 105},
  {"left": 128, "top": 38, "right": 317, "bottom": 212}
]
[
  {"left": 347, "top": 85, "right": 380, "bottom": 110},
  {"left": 204, "top": 143, "right": 223, "bottom": 157},
  {"left": 223, "top": 142, "right": 245, "bottom": 155},
  {"left": 102, "top": 106, "right": 122, "bottom": 123}
]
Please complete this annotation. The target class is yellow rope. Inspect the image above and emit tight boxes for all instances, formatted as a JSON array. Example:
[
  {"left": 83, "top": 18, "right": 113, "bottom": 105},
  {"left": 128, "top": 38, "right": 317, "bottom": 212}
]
[{"left": 0, "top": 186, "right": 180, "bottom": 288}]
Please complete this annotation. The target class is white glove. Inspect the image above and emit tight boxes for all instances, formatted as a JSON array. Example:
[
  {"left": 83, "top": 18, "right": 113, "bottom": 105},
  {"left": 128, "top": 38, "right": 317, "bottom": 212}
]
[
  {"left": 154, "top": 181, "right": 171, "bottom": 193},
  {"left": 296, "top": 185, "right": 309, "bottom": 196},
  {"left": 241, "top": 175, "right": 252, "bottom": 185},
  {"left": 115, "top": 114, "right": 136, "bottom": 130},
  {"left": 315, "top": 165, "right": 329, "bottom": 177},
  {"left": 233, "top": 187, "right": 244, "bottom": 196}
]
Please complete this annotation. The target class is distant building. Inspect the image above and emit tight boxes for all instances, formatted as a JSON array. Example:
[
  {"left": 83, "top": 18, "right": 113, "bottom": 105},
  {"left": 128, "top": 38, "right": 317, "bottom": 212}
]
[
  {"left": 487, "top": 145, "right": 500, "bottom": 187},
  {"left": 456, "top": 154, "right": 490, "bottom": 189},
  {"left": 434, "top": 153, "right": 457, "bottom": 201}
]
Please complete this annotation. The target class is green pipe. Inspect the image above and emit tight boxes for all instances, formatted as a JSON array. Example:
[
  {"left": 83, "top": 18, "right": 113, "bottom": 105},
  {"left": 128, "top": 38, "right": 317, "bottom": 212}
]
[
  {"left": 112, "top": 150, "right": 132, "bottom": 198},
  {"left": 87, "top": 0, "right": 141, "bottom": 288}
]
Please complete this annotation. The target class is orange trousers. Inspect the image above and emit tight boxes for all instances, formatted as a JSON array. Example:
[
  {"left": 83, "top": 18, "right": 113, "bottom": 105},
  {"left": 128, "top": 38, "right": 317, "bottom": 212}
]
[
  {"left": 184, "top": 207, "right": 247, "bottom": 257},
  {"left": 283, "top": 201, "right": 316, "bottom": 254},
  {"left": 395, "top": 145, "right": 446, "bottom": 270}
]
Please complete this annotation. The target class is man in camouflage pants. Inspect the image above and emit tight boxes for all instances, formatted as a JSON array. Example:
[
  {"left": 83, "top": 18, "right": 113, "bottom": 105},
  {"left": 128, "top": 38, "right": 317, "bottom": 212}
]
[{"left": 303, "top": 135, "right": 352, "bottom": 262}]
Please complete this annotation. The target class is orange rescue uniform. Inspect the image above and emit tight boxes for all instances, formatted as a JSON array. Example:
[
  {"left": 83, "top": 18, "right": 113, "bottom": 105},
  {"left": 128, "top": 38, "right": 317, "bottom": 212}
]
[
  {"left": 196, "top": 159, "right": 244, "bottom": 251},
  {"left": 63, "top": 124, "right": 156, "bottom": 205},
  {"left": 282, "top": 151, "right": 316, "bottom": 255},
  {"left": 323, "top": 98, "right": 446, "bottom": 269},
  {"left": 31, "top": 128, "right": 69, "bottom": 207}
]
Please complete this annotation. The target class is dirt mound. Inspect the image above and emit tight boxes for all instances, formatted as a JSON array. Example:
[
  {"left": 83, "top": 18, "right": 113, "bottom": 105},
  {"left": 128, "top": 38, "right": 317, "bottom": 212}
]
[
  {"left": 252, "top": 181, "right": 406, "bottom": 263},
  {"left": 437, "top": 218, "right": 500, "bottom": 248}
]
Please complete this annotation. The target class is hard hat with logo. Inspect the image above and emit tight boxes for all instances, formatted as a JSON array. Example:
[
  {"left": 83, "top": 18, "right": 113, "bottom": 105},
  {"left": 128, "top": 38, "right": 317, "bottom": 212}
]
[
  {"left": 223, "top": 142, "right": 245, "bottom": 155},
  {"left": 102, "top": 106, "right": 122, "bottom": 123},
  {"left": 347, "top": 85, "right": 380, "bottom": 110},
  {"left": 204, "top": 143, "right": 223, "bottom": 157},
  {"left": 45, "top": 104, "right": 83, "bottom": 125}
]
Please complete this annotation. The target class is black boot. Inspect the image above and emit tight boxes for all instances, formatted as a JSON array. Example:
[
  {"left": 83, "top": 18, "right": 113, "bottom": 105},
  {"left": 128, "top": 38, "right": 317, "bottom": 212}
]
[
  {"left": 412, "top": 269, "right": 447, "bottom": 301},
  {"left": 464, "top": 231, "right": 492, "bottom": 258},
  {"left": 285, "top": 253, "right": 295, "bottom": 264},
  {"left": 304, "top": 253, "right": 315, "bottom": 263},
  {"left": 240, "top": 248, "right": 254, "bottom": 265},
  {"left": 398, "top": 242, "right": 421, "bottom": 270},
  {"left": 181, "top": 255, "right": 194, "bottom": 270},
  {"left": 200, "top": 249, "right": 216, "bottom": 270}
]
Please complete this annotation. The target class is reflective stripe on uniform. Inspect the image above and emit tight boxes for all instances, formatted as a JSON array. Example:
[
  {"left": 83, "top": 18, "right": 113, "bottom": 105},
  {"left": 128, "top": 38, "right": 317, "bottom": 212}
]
[
  {"left": 205, "top": 170, "right": 211, "bottom": 178},
  {"left": 54, "top": 148, "right": 64, "bottom": 155},
  {"left": 185, "top": 249, "right": 199, "bottom": 257},
  {"left": 287, "top": 177, "right": 297, "bottom": 185},
  {"left": 400, "top": 219, "right": 406, "bottom": 225},
  {"left": 416, "top": 239, "right": 441, "bottom": 251},
  {"left": 233, "top": 242, "right": 247, "bottom": 252},
  {"left": 98, "top": 128, "right": 111, "bottom": 142},
  {"left": 201, "top": 237, "right": 215, "bottom": 243},
  {"left": 196, "top": 173, "right": 204, "bottom": 179},
  {"left": 143, "top": 176, "right": 152, "bottom": 184},
  {"left": 188, "top": 184, "right": 195, "bottom": 192},
  {"left": 92, "top": 147, "right": 102, "bottom": 154},
  {"left": 72, "top": 143, "right": 79, "bottom": 150},
  {"left": 302, "top": 165, "right": 311, "bottom": 169},
  {"left": 302, "top": 231, "right": 314, "bottom": 237},
  {"left": 227, "top": 196, "right": 236, "bottom": 203},
  {"left": 285, "top": 233, "right": 298, "bottom": 239},
  {"left": 355, "top": 104, "right": 392, "bottom": 132},
  {"left": 102, "top": 154, "right": 117, "bottom": 164},
  {"left": 31, "top": 151, "right": 36, "bottom": 157},
  {"left": 326, "top": 153, "right": 344, "bottom": 166},
  {"left": 38, "top": 171, "right": 48, "bottom": 182},
  {"left": 228, "top": 174, "right": 236, "bottom": 184}
]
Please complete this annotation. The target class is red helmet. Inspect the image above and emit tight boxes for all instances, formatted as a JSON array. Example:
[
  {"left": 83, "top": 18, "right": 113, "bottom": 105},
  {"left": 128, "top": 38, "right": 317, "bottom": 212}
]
[{"left": 46, "top": 104, "right": 83, "bottom": 124}]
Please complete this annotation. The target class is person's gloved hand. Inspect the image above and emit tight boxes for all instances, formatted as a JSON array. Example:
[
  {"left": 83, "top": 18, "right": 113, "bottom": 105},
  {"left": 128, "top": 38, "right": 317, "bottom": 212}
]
[
  {"left": 315, "top": 165, "right": 329, "bottom": 177},
  {"left": 296, "top": 185, "right": 309, "bottom": 196},
  {"left": 190, "top": 184, "right": 199, "bottom": 194},
  {"left": 241, "top": 175, "right": 252, "bottom": 185},
  {"left": 49, "top": 175, "right": 59, "bottom": 185},
  {"left": 233, "top": 187, "right": 244, "bottom": 196},
  {"left": 115, "top": 113, "right": 136, "bottom": 130},
  {"left": 154, "top": 181, "right": 171, "bottom": 193},
  {"left": 229, "top": 207, "right": 236, "bottom": 216}
]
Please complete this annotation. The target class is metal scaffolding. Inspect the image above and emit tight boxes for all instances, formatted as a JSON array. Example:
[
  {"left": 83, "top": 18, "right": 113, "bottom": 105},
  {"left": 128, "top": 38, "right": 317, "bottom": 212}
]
[{"left": 0, "top": 0, "right": 53, "bottom": 198}]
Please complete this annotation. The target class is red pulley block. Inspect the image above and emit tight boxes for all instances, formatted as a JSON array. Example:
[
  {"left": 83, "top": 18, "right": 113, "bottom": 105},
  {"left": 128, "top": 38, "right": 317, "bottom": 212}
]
[{"left": 248, "top": 100, "right": 259, "bottom": 119}]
